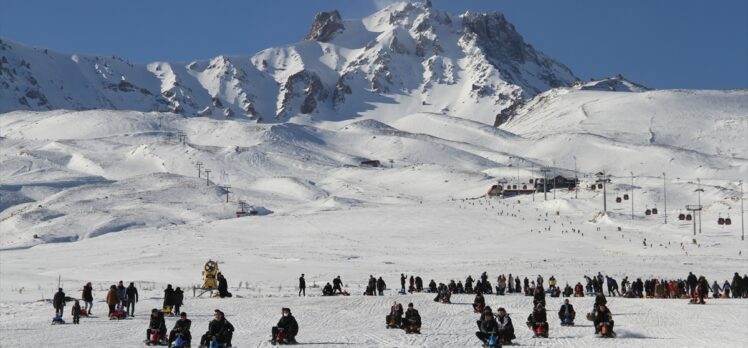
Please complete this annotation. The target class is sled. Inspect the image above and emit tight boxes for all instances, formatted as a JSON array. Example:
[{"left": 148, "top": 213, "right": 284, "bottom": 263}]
[
  {"left": 598, "top": 322, "right": 616, "bottom": 338},
  {"left": 51, "top": 316, "right": 65, "bottom": 325},
  {"left": 335, "top": 291, "right": 350, "bottom": 296}
]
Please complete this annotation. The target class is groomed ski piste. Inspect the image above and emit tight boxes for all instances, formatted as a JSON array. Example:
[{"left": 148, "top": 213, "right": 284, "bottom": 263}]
[{"left": 2, "top": 86, "right": 748, "bottom": 347}]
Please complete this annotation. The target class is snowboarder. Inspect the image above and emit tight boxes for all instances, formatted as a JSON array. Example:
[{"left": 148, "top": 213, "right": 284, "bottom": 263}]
[
  {"left": 386, "top": 302, "right": 404, "bottom": 328},
  {"left": 496, "top": 307, "right": 516, "bottom": 345},
  {"left": 403, "top": 303, "right": 421, "bottom": 334},
  {"left": 271, "top": 307, "right": 298, "bottom": 345},
  {"left": 82, "top": 282, "right": 93, "bottom": 315},
  {"left": 126, "top": 282, "right": 138, "bottom": 317},
  {"left": 298, "top": 274, "right": 306, "bottom": 297},
  {"left": 558, "top": 299, "right": 575, "bottom": 326},
  {"left": 199, "top": 309, "right": 234, "bottom": 347},
  {"left": 217, "top": 273, "right": 232, "bottom": 298},
  {"left": 71, "top": 300, "right": 81, "bottom": 324},
  {"left": 145, "top": 309, "right": 167, "bottom": 346},
  {"left": 169, "top": 312, "right": 192, "bottom": 346},
  {"left": 53, "top": 287, "right": 66, "bottom": 318}
]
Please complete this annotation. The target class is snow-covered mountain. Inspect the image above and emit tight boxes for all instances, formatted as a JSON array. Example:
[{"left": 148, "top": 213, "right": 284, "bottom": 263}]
[{"left": 0, "top": 1, "right": 577, "bottom": 125}]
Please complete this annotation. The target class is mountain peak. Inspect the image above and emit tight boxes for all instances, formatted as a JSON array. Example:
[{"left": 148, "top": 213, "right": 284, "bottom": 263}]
[{"left": 304, "top": 10, "right": 344, "bottom": 43}]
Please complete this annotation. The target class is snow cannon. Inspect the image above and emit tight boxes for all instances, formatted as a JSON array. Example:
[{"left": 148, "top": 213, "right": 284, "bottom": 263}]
[{"left": 203, "top": 260, "right": 219, "bottom": 289}]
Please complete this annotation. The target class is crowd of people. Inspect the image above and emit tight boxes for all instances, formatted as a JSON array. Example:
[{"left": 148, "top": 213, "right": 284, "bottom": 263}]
[{"left": 47, "top": 269, "right": 746, "bottom": 345}]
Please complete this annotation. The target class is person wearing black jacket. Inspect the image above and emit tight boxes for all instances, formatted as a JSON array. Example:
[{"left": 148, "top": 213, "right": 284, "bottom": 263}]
[
  {"left": 496, "top": 307, "right": 515, "bottom": 344},
  {"left": 163, "top": 284, "right": 175, "bottom": 312},
  {"left": 271, "top": 307, "right": 299, "bottom": 344},
  {"left": 53, "top": 288, "right": 66, "bottom": 318},
  {"left": 322, "top": 282, "right": 333, "bottom": 296},
  {"left": 472, "top": 291, "right": 485, "bottom": 313},
  {"left": 400, "top": 274, "right": 407, "bottom": 293},
  {"left": 169, "top": 312, "right": 192, "bottom": 345},
  {"left": 217, "top": 273, "right": 232, "bottom": 298},
  {"left": 82, "top": 282, "right": 93, "bottom": 315},
  {"left": 558, "top": 299, "right": 575, "bottom": 324},
  {"left": 334, "top": 276, "right": 344, "bottom": 294},
  {"left": 415, "top": 276, "right": 423, "bottom": 292},
  {"left": 594, "top": 304, "right": 614, "bottom": 335},
  {"left": 526, "top": 304, "right": 549, "bottom": 337},
  {"left": 174, "top": 287, "right": 184, "bottom": 315},
  {"left": 475, "top": 309, "right": 499, "bottom": 345},
  {"left": 200, "top": 309, "right": 234, "bottom": 347},
  {"left": 146, "top": 309, "right": 167, "bottom": 344},
  {"left": 298, "top": 274, "right": 306, "bottom": 297},
  {"left": 377, "top": 277, "right": 386, "bottom": 296},
  {"left": 403, "top": 303, "right": 421, "bottom": 333},
  {"left": 687, "top": 272, "right": 698, "bottom": 296},
  {"left": 126, "top": 282, "right": 138, "bottom": 317}
]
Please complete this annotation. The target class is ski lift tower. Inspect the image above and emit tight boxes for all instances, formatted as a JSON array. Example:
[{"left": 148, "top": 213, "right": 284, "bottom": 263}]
[
  {"left": 685, "top": 204, "right": 703, "bottom": 237},
  {"left": 695, "top": 179, "right": 704, "bottom": 234},
  {"left": 595, "top": 172, "right": 612, "bottom": 214}
]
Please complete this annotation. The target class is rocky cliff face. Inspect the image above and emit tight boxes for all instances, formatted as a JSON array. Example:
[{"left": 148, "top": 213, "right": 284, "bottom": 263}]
[{"left": 0, "top": 1, "right": 581, "bottom": 126}]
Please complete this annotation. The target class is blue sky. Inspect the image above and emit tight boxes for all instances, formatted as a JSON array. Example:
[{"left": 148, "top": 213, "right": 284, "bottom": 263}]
[{"left": 1, "top": 0, "right": 746, "bottom": 89}]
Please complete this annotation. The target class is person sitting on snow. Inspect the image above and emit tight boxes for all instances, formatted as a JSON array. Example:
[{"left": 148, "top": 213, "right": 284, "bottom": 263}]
[
  {"left": 386, "top": 302, "right": 404, "bottom": 328},
  {"left": 271, "top": 307, "right": 299, "bottom": 345},
  {"left": 403, "top": 303, "right": 421, "bottom": 333},
  {"left": 169, "top": 312, "right": 192, "bottom": 346},
  {"left": 475, "top": 309, "right": 499, "bottom": 345},
  {"left": 322, "top": 282, "right": 334, "bottom": 296},
  {"left": 496, "top": 307, "right": 516, "bottom": 344},
  {"left": 526, "top": 303, "right": 549, "bottom": 336},
  {"left": 593, "top": 304, "right": 614, "bottom": 335},
  {"left": 558, "top": 299, "right": 575, "bottom": 324},
  {"left": 472, "top": 291, "right": 485, "bottom": 313},
  {"left": 200, "top": 309, "right": 234, "bottom": 347},
  {"left": 146, "top": 309, "right": 167, "bottom": 345}
]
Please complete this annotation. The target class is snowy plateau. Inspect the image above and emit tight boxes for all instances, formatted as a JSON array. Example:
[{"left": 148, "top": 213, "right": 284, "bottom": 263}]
[{"left": 1, "top": 1, "right": 747, "bottom": 347}]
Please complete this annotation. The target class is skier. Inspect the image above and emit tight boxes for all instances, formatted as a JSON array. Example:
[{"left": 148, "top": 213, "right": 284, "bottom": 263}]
[
  {"left": 217, "top": 273, "right": 232, "bottom": 298},
  {"left": 169, "top": 312, "right": 192, "bottom": 346},
  {"left": 126, "top": 282, "right": 138, "bottom": 317},
  {"left": 496, "top": 307, "right": 516, "bottom": 345},
  {"left": 322, "top": 282, "right": 333, "bottom": 296},
  {"left": 386, "top": 302, "right": 404, "bottom": 328},
  {"left": 53, "top": 287, "right": 66, "bottom": 318},
  {"left": 526, "top": 303, "right": 549, "bottom": 337},
  {"left": 558, "top": 299, "right": 575, "bottom": 325},
  {"left": 475, "top": 309, "right": 500, "bottom": 346},
  {"left": 106, "top": 285, "right": 119, "bottom": 317},
  {"left": 377, "top": 276, "right": 387, "bottom": 296},
  {"left": 163, "top": 284, "right": 175, "bottom": 313},
  {"left": 473, "top": 291, "right": 485, "bottom": 313},
  {"left": 82, "top": 282, "right": 94, "bottom": 315},
  {"left": 71, "top": 300, "right": 81, "bottom": 324},
  {"left": 333, "top": 276, "right": 344, "bottom": 294},
  {"left": 174, "top": 287, "right": 184, "bottom": 315},
  {"left": 199, "top": 309, "right": 234, "bottom": 347},
  {"left": 298, "top": 274, "right": 306, "bottom": 297},
  {"left": 145, "top": 309, "right": 167, "bottom": 345},
  {"left": 271, "top": 307, "right": 298, "bottom": 345}
]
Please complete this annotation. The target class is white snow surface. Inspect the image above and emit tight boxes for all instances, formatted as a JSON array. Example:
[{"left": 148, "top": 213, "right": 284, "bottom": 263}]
[{"left": 1, "top": 85, "right": 748, "bottom": 346}]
